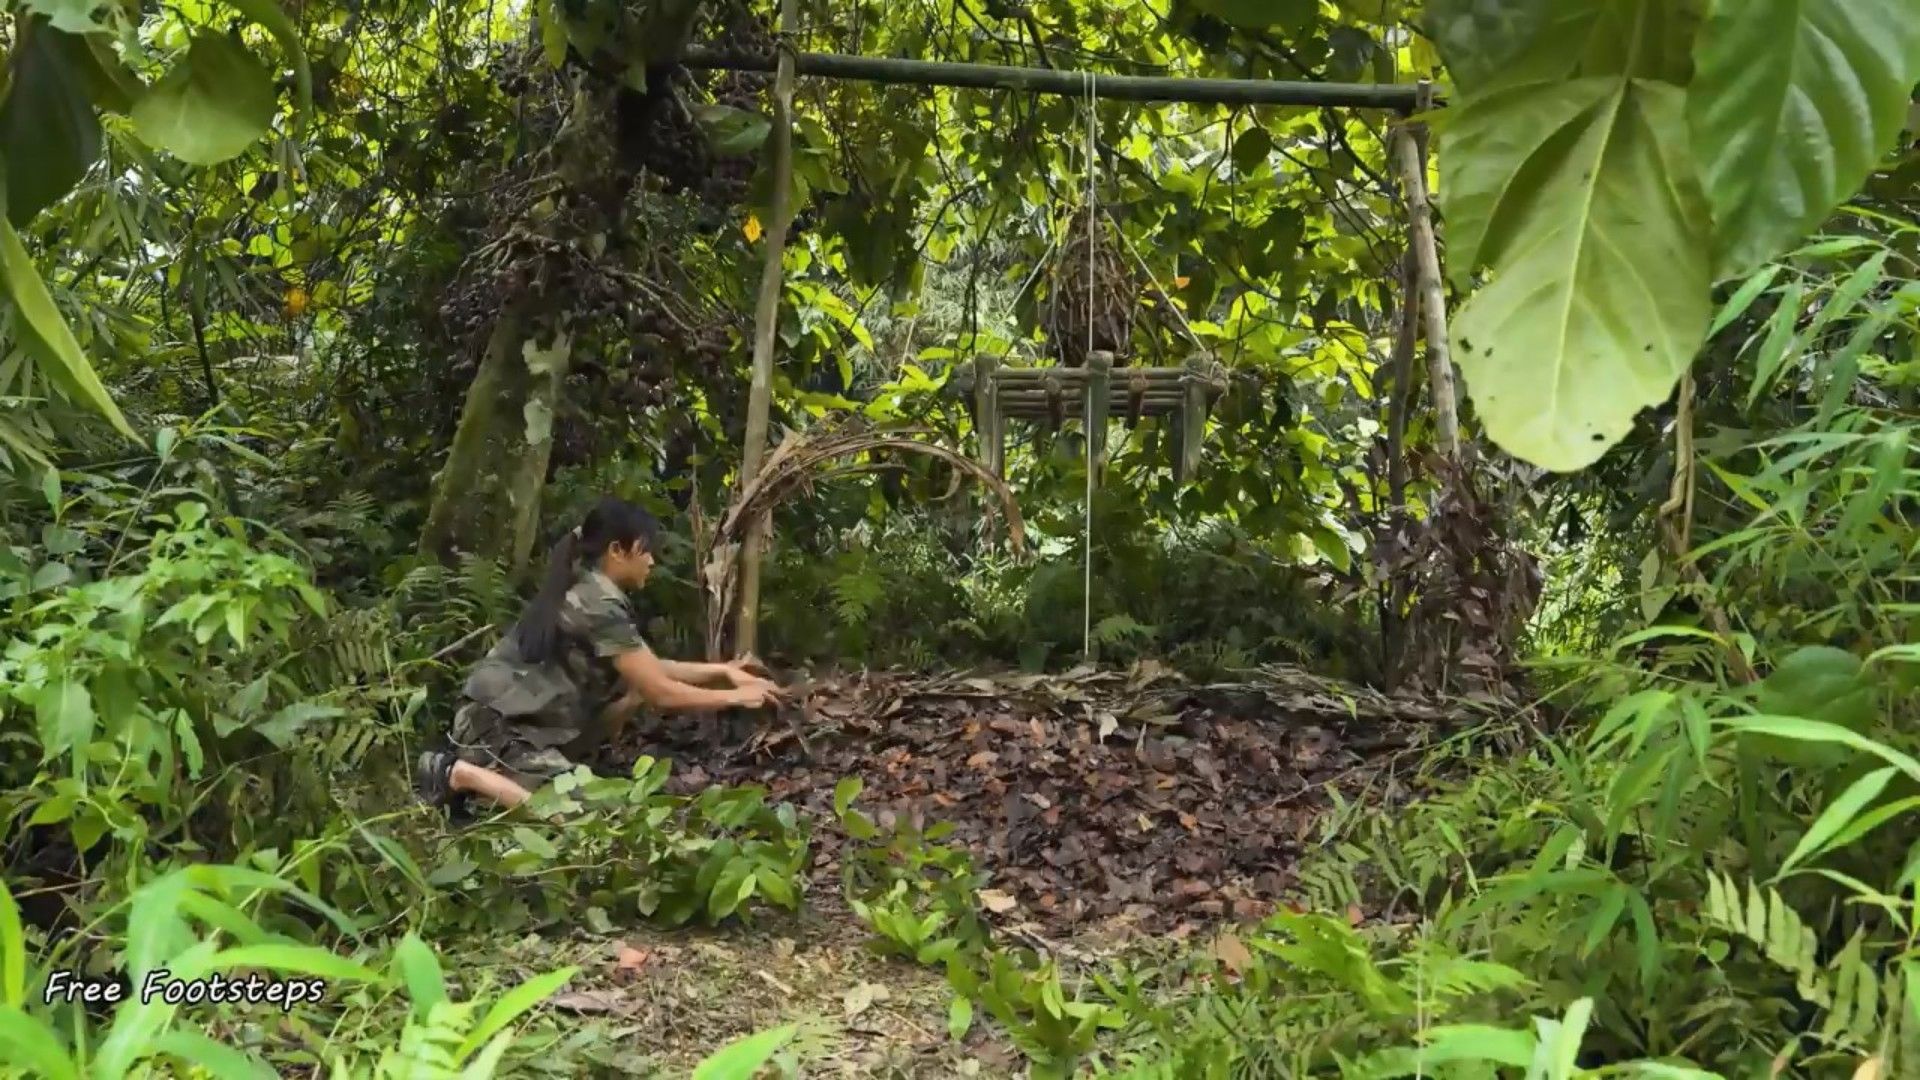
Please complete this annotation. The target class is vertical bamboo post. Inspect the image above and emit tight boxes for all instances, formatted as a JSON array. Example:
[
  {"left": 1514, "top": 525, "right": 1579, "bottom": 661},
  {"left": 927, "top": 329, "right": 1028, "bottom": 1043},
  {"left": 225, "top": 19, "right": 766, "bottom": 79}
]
[
  {"left": 1168, "top": 411, "right": 1186, "bottom": 483},
  {"left": 1084, "top": 351, "right": 1112, "bottom": 485},
  {"left": 977, "top": 355, "right": 1003, "bottom": 477},
  {"left": 729, "top": 0, "right": 799, "bottom": 658},
  {"left": 1178, "top": 355, "right": 1206, "bottom": 481},
  {"left": 1389, "top": 80, "right": 1459, "bottom": 460}
]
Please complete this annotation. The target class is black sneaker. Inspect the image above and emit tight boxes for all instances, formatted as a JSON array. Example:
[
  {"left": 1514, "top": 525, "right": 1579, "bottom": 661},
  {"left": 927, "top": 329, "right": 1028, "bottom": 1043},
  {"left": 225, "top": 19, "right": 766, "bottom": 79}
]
[{"left": 416, "top": 750, "right": 456, "bottom": 808}]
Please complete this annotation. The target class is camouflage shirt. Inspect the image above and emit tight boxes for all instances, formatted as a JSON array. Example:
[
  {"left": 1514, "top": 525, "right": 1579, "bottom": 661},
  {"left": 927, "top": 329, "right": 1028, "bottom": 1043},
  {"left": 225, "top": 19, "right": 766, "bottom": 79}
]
[{"left": 460, "top": 569, "right": 647, "bottom": 747}]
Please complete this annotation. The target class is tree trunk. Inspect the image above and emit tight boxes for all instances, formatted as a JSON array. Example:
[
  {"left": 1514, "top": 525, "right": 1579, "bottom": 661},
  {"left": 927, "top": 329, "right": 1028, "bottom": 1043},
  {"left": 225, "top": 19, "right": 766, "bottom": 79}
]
[
  {"left": 417, "top": 7, "right": 703, "bottom": 581},
  {"left": 419, "top": 307, "right": 575, "bottom": 576},
  {"left": 728, "top": 0, "right": 799, "bottom": 658}
]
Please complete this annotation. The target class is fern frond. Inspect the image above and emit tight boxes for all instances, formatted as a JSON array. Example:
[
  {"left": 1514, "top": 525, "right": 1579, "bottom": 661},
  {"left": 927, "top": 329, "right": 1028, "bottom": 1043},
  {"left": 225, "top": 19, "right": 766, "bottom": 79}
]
[
  {"left": 1093, "top": 613, "right": 1154, "bottom": 646},
  {"left": 1820, "top": 929, "right": 1882, "bottom": 1049},
  {"left": 1703, "top": 871, "right": 1831, "bottom": 1007},
  {"left": 830, "top": 565, "right": 886, "bottom": 623},
  {"left": 1421, "top": 956, "right": 1533, "bottom": 1002},
  {"left": 292, "top": 605, "right": 396, "bottom": 687},
  {"left": 326, "top": 490, "right": 378, "bottom": 522}
]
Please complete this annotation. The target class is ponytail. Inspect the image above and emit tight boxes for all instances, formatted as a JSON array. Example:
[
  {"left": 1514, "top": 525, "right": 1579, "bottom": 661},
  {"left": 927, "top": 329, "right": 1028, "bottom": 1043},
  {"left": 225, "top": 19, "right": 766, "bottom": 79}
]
[
  {"left": 509, "top": 498, "right": 663, "bottom": 664},
  {"left": 512, "top": 529, "right": 581, "bottom": 664}
]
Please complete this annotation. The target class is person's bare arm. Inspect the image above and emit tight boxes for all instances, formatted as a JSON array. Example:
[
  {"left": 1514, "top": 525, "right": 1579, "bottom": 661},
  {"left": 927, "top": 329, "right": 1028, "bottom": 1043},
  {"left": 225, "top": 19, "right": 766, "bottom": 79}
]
[
  {"left": 615, "top": 647, "right": 768, "bottom": 712},
  {"left": 657, "top": 658, "right": 731, "bottom": 686}
]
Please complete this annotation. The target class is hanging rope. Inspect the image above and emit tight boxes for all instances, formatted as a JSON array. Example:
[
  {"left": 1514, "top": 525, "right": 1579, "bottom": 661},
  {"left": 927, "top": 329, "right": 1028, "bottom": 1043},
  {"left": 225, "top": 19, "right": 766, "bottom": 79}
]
[{"left": 1082, "top": 69, "right": 1098, "bottom": 661}]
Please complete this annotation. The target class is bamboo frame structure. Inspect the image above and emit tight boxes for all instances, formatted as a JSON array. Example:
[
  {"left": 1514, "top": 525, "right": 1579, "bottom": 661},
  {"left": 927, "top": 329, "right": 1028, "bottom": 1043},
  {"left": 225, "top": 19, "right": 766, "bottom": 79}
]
[{"left": 713, "top": 41, "right": 1462, "bottom": 655}]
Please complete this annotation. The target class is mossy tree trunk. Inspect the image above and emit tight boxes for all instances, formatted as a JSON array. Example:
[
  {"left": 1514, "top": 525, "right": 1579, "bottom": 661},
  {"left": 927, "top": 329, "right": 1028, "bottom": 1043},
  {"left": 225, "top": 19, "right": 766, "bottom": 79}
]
[
  {"left": 419, "top": 308, "right": 575, "bottom": 576},
  {"left": 418, "top": 2, "right": 707, "bottom": 578}
]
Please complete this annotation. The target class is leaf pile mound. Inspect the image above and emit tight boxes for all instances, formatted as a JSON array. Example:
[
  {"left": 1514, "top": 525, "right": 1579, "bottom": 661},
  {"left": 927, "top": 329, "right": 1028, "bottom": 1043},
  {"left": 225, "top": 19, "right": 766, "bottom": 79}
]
[{"left": 626, "top": 663, "right": 1475, "bottom": 935}]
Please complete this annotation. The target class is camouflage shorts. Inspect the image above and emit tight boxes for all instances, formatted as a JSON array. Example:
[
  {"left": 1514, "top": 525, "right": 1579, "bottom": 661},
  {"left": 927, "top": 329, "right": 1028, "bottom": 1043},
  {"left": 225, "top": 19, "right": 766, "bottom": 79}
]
[{"left": 448, "top": 701, "right": 578, "bottom": 791}]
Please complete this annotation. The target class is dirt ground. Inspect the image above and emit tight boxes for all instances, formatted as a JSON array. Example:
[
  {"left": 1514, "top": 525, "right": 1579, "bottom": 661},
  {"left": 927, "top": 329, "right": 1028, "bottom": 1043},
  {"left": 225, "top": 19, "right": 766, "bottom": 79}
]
[{"left": 483, "top": 896, "right": 1036, "bottom": 1077}]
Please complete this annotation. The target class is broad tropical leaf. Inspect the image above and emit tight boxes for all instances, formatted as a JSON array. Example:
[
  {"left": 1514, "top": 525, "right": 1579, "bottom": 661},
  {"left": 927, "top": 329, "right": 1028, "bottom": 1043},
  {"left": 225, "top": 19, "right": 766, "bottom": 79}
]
[
  {"left": 130, "top": 34, "right": 276, "bottom": 166},
  {"left": 1439, "top": 76, "right": 1711, "bottom": 471},
  {"left": 694, "top": 103, "right": 772, "bottom": 157},
  {"left": 219, "top": 0, "right": 314, "bottom": 124},
  {"left": 17, "top": 0, "right": 117, "bottom": 34},
  {"left": 1420, "top": 0, "right": 1557, "bottom": 95},
  {"left": 1689, "top": 0, "right": 1920, "bottom": 278},
  {"left": 0, "top": 217, "right": 132, "bottom": 437},
  {"left": 0, "top": 23, "right": 103, "bottom": 225},
  {"left": 0, "top": 1006, "right": 79, "bottom": 1080}
]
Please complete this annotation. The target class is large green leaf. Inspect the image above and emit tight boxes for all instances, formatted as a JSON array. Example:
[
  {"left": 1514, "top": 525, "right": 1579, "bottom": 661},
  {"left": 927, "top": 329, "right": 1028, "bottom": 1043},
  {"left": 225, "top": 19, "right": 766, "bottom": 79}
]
[
  {"left": 1744, "top": 644, "right": 1879, "bottom": 766},
  {"left": 1723, "top": 716, "right": 1920, "bottom": 783},
  {"left": 390, "top": 933, "right": 450, "bottom": 1017},
  {"left": 0, "top": 1006, "right": 79, "bottom": 1080},
  {"left": 130, "top": 33, "right": 276, "bottom": 166},
  {"left": 0, "top": 879, "right": 22, "bottom": 1008},
  {"left": 0, "top": 217, "right": 133, "bottom": 438},
  {"left": 1439, "top": 77, "right": 1711, "bottom": 472},
  {"left": 1421, "top": 0, "right": 1556, "bottom": 94},
  {"left": 220, "top": 0, "right": 313, "bottom": 126},
  {"left": 1689, "top": 0, "right": 1920, "bottom": 278},
  {"left": 0, "top": 24, "right": 103, "bottom": 225},
  {"left": 693, "top": 103, "right": 771, "bottom": 157},
  {"left": 55, "top": 31, "right": 144, "bottom": 114},
  {"left": 1423, "top": 0, "right": 1693, "bottom": 96},
  {"left": 18, "top": 0, "right": 117, "bottom": 34}
]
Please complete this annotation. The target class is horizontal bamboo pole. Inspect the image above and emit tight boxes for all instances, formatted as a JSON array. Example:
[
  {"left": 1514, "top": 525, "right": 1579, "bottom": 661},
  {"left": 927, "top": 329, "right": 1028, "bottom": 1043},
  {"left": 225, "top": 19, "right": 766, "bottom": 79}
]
[
  {"left": 996, "top": 380, "right": 1227, "bottom": 400},
  {"left": 994, "top": 368, "right": 1200, "bottom": 385},
  {"left": 1003, "top": 406, "right": 1180, "bottom": 420},
  {"left": 1003, "top": 394, "right": 1186, "bottom": 408},
  {"left": 677, "top": 49, "right": 1425, "bottom": 111},
  {"left": 998, "top": 388, "right": 1201, "bottom": 404},
  {"left": 990, "top": 360, "right": 1219, "bottom": 376}
]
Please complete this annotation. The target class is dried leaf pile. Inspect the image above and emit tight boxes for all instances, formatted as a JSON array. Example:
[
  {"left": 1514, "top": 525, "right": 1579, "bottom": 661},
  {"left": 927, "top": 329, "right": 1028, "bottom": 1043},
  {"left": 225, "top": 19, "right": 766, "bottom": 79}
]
[{"left": 625, "top": 663, "right": 1483, "bottom": 936}]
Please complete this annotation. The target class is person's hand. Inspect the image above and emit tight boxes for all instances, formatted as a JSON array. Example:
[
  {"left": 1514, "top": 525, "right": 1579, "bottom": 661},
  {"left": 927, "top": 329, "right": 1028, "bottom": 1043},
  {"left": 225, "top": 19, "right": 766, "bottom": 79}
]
[
  {"left": 729, "top": 682, "right": 783, "bottom": 709},
  {"left": 725, "top": 653, "right": 773, "bottom": 684}
]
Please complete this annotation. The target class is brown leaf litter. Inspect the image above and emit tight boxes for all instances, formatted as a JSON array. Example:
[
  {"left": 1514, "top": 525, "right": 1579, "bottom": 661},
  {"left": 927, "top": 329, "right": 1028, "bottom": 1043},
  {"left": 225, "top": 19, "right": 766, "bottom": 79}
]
[{"left": 621, "top": 661, "right": 1490, "bottom": 939}]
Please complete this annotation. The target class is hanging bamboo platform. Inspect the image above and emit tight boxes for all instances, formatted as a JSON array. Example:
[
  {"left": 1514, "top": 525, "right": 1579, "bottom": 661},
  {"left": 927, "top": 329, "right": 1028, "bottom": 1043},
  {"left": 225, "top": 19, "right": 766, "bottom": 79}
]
[{"left": 950, "top": 352, "right": 1228, "bottom": 483}]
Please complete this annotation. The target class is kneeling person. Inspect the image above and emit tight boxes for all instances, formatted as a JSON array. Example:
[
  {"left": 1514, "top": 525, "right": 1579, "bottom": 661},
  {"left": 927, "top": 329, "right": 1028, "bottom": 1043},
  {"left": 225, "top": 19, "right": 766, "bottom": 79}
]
[{"left": 416, "top": 496, "right": 781, "bottom": 811}]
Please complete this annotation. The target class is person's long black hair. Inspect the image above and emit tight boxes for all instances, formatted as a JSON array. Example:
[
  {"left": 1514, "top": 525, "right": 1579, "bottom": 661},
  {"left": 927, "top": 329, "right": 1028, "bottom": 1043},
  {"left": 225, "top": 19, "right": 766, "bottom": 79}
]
[{"left": 512, "top": 496, "right": 662, "bottom": 663}]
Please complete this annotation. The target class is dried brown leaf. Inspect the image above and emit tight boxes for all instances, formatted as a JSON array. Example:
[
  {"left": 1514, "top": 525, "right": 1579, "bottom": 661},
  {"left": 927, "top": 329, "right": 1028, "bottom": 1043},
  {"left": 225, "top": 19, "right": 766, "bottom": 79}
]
[
  {"left": 1213, "top": 933, "right": 1253, "bottom": 975},
  {"left": 978, "top": 889, "right": 1018, "bottom": 913}
]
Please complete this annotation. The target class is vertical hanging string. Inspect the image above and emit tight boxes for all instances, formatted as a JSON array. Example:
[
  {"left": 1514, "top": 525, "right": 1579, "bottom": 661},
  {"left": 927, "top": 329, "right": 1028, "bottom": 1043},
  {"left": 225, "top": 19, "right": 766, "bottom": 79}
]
[{"left": 1082, "top": 70, "right": 1097, "bottom": 661}]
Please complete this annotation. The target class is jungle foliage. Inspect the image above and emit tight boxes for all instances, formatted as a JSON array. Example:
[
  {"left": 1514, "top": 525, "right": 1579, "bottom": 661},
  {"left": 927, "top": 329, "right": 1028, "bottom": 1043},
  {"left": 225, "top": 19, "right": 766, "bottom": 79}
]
[{"left": 1, "top": 0, "right": 1920, "bottom": 1075}]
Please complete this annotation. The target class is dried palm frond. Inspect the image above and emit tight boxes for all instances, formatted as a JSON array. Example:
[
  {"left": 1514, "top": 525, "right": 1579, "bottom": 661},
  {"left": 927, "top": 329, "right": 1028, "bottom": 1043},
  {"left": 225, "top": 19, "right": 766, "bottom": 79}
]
[{"left": 700, "top": 423, "right": 1027, "bottom": 656}]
